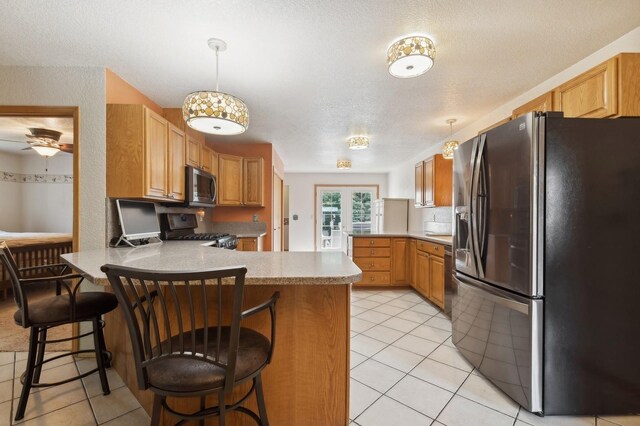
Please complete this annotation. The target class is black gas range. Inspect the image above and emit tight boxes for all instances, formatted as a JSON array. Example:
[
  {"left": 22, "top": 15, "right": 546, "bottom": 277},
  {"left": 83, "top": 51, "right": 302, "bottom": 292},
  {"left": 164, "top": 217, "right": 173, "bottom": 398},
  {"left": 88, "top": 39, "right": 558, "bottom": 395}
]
[{"left": 159, "top": 213, "right": 238, "bottom": 250}]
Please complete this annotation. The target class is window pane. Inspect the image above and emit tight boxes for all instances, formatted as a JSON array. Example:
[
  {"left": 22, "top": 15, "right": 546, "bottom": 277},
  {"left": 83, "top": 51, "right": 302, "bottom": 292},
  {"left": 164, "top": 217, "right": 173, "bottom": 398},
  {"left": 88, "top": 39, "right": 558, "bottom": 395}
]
[{"left": 352, "top": 191, "right": 373, "bottom": 232}]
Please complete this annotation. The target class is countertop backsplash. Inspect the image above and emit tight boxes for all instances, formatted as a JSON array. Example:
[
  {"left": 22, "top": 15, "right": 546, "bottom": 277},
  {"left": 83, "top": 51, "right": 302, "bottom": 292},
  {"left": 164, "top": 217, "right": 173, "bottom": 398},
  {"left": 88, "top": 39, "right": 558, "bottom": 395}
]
[
  {"left": 423, "top": 206, "right": 453, "bottom": 235},
  {"left": 209, "top": 221, "right": 267, "bottom": 237}
]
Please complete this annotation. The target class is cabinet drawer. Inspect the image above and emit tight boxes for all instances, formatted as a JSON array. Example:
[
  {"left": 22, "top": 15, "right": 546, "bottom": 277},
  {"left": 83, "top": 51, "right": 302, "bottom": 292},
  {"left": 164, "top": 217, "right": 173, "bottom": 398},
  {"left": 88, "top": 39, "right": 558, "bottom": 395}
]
[
  {"left": 416, "top": 240, "right": 445, "bottom": 257},
  {"left": 353, "top": 247, "right": 391, "bottom": 258},
  {"left": 354, "top": 257, "right": 391, "bottom": 272},
  {"left": 357, "top": 272, "right": 392, "bottom": 286},
  {"left": 353, "top": 238, "right": 391, "bottom": 247}
]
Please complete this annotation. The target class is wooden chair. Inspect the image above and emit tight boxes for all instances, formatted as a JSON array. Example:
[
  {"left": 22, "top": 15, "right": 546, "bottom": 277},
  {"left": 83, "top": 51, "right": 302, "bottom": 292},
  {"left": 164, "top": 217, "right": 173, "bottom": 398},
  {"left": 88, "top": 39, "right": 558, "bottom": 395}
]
[
  {"left": 100, "top": 264, "right": 279, "bottom": 426},
  {"left": 0, "top": 241, "right": 118, "bottom": 421}
]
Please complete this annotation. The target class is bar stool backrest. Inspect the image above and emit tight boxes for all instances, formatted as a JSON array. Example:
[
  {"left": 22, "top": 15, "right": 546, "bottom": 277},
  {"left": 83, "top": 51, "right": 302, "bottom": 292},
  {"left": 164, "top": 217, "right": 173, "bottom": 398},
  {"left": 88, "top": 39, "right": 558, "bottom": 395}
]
[
  {"left": 0, "top": 241, "right": 26, "bottom": 310},
  {"left": 100, "top": 264, "right": 248, "bottom": 394}
]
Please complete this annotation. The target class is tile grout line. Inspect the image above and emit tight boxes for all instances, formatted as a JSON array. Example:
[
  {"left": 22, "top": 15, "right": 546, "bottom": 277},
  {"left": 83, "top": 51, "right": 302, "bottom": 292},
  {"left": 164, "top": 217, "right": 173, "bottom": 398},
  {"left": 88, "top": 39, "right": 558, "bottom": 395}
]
[
  {"left": 353, "top": 290, "right": 525, "bottom": 425},
  {"left": 76, "top": 358, "right": 100, "bottom": 425}
]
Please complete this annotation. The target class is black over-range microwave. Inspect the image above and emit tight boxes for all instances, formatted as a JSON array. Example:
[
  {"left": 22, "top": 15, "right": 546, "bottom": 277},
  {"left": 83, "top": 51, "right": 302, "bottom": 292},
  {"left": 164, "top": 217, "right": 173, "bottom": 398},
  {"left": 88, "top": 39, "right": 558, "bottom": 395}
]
[{"left": 186, "top": 166, "right": 217, "bottom": 207}]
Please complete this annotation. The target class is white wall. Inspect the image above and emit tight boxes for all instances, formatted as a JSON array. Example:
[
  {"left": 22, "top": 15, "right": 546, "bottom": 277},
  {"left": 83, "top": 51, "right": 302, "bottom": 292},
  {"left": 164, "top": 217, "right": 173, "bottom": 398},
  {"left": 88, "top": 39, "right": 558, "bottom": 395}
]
[
  {"left": 0, "top": 66, "right": 106, "bottom": 249},
  {"left": 0, "top": 152, "right": 73, "bottom": 232},
  {"left": 0, "top": 152, "right": 23, "bottom": 231},
  {"left": 388, "top": 26, "right": 640, "bottom": 198},
  {"left": 21, "top": 154, "right": 73, "bottom": 233},
  {"left": 284, "top": 172, "right": 388, "bottom": 251}
]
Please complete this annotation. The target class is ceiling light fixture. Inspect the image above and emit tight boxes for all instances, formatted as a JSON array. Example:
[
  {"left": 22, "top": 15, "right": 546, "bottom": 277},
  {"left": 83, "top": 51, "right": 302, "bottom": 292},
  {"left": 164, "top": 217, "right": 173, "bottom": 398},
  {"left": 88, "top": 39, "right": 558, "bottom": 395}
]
[
  {"left": 182, "top": 38, "right": 249, "bottom": 135},
  {"left": 387, "top": 35, "right": 436, "bottom": 78},
  {"left": 348, "top": 136, "right": 369, "bottom": 150},
  {"left": 337, "top": 160, "right": 352, "bottom": 170},
  {"left": 31, "top": 145, "right": 60, "bottom": 157},
  {"left": 442, "top": 119, "right": 459, "bottom": 160}
]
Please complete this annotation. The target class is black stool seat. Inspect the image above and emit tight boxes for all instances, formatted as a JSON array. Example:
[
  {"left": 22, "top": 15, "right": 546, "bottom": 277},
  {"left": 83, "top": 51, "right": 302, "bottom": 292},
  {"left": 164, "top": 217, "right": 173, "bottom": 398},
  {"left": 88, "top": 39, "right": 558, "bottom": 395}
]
[
  {"left": 14, "top": 292, "right": 118, "bottom": 327},
  {"left": 101, "top": 264, "right": 279, "bottom": 426},
  {"left": 1, "top": 241, "right": 117, "bottom": 422},
  {"left": 147, "top": 327, "right": 270, "bottom": 393}
]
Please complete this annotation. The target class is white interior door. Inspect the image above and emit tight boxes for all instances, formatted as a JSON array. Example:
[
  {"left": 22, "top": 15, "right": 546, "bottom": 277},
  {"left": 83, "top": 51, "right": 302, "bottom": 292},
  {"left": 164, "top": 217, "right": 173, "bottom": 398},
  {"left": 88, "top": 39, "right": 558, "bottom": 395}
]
[{"left": 316, "top": 187, "right": 375, "bottom": 251}]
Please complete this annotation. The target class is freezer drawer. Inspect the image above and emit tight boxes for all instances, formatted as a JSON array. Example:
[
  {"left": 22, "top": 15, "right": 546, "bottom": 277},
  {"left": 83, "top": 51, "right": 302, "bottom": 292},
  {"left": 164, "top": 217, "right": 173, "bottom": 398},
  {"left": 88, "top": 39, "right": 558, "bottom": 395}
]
[{"left": 452, "top": 274, "right": 542, "bottom": 413}]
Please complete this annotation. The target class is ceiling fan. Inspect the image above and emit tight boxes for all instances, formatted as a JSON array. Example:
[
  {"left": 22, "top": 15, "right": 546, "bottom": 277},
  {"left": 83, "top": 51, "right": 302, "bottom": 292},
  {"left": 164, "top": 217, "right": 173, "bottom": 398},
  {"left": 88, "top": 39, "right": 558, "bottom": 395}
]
[{"left": 0, "top": 128, "right": 73, "bottom": 157}]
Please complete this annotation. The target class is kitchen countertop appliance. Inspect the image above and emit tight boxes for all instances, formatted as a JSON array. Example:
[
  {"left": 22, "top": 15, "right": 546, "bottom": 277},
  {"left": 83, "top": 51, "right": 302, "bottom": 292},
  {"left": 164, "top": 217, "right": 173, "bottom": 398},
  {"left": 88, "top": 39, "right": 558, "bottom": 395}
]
[
  {"left": 452, "top": 112, "right": 640, "bottom": 415},
  {"left": 159, "top": 213, "right": 237, "bottom": 249}
]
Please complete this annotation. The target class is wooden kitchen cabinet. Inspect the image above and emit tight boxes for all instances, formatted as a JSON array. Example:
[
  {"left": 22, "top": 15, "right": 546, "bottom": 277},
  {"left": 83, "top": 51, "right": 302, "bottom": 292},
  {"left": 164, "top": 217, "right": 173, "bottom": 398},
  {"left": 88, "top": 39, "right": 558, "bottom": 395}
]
[
  {"left": 217, "top": 155, "right": 264, "bottom": 207},
  {"left": 553, "top": 54, "right": 640, "bottom": 118},
  {"left": 391, "top": 238, "right": 408, "bottom": 285},
  {"left": 167, "top": 124, "right": 186, "bottom": 201},
  {"left": 415, "top": 154, "right": 452, "bottom": 208},
  {"left": 414, "top": 161, "right": 424, "bottom": 207},
  {"left": 243, "top": 157, "right": 264, "bottom": 207},
  {"left": 237, "top": 236, "right": 263, "bottom": 252},
  {"left": 415, "top": 250, "right": 430, "bottom": 297},
  {"left": 200, "top": 145, "right": 213, "bottom": 173},
  {"left": 414, "top": 240, "right": 446, "bottom": 309},
  {"left": 217, "top": 154, "right": 243, "bottom": 206},
  {"left": 408, "top": 239, "right": 416, "bottom": 288},
  {"left": 512, "top": 92, "right": 556, "bottom": 119},
  {"left": 107, "top": 104, "right": 184, "bottom": 202},
  {"left": 352, "top": 237, "right": 394, "bottom": 287},
  {"left": 185, "top": 134, "right": 200, "bottom": 167},
  {"left": 429, "top": 255, "right": 445, "bottom": 309}
]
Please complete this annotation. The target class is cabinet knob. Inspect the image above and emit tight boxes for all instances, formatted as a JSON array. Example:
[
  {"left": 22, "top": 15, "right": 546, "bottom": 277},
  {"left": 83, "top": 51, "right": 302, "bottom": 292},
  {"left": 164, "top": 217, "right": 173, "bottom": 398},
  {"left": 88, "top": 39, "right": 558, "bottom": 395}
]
[
  {"left": 369, "top": 241, "right": 374, "bottom": 245},
  {"left": 434, "top": 246, "right": 439, "bottom": 251},
  {"left": 370, "top": 276, "right": 375, "bottom": 282},
  {"left": 369, "top": 262, "right": 374, "bottom": 268},
  {"left": 370, "top": 249, "right": 374, "bottom": 255}
]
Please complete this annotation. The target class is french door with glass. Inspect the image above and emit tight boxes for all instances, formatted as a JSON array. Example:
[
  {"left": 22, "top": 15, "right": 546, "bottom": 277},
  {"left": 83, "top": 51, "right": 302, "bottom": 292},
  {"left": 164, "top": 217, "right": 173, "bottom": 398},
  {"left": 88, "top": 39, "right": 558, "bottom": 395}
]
[{"left": 316, "top": 187, "right": 376, "bottom": 251}]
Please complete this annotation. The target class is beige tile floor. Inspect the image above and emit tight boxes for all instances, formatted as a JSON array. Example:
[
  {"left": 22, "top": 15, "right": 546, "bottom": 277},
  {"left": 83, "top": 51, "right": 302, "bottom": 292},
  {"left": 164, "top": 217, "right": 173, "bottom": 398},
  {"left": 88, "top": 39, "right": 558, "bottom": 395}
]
[
  {"left": 0, "top": 352, "right": 149, "bottom": 425},
  {"left": 0, "top": 288, "right": 638, "bottom": 425},
  {"left": 349, "top": 288, "right": 640, "bottom": 426}
]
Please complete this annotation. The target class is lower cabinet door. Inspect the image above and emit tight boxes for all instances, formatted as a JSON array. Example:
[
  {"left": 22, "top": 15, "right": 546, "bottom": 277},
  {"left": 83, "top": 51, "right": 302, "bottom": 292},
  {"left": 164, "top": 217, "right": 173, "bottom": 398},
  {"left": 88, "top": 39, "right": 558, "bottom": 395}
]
[
  {"left": 429, "top": 255, "right": 445, "bottom": 309},
  {"left": 416, "top": 251, "right": 430, "bottom": 298}
]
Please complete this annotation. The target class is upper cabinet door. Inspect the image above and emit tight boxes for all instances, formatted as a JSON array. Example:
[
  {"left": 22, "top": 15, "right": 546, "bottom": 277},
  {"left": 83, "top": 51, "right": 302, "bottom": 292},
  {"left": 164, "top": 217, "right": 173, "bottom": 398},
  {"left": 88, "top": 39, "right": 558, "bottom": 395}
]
[
  {"left": 144, "top": 108, "right": 168, "bottom": 199},
  {"left": 553, "top": 57, "right": 618, "bottom": 118},
  {"left": 243, "top": 157, "right": 264, "bottom": 206},
  {"left": 200, "top": 145, "right": 213, "bottom": 172},
  {"left": 218, "top": 154, "right": 243, "bottom": 206},
  {"left": 414, "top": 161, "right": 424, "bottom": 207},
  {"left": 186, "top": 134, "right": 200, "bottom": 167},
  {"left": 512, "top": 91, "right": 556, "bottom": 119},
  {"left": 423, "top": 158, "right": 435, "bottom": 207},
  {"left": 167, "top": 124, "right": 186, "bottom": 201}
]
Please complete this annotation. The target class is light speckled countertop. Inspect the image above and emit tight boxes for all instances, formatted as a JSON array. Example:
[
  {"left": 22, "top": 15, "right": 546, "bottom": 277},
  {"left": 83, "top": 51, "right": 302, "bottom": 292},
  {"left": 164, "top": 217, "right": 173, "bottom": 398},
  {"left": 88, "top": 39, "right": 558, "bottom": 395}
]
[
  {"left": 235, "top": 232, "right": 267, "bottom": 238},
  {"left": 61, "top": 241, "right": 361, "bottom": 286},
  {"left": 348, "top": 231, "right": 452, "bottom": 246}
]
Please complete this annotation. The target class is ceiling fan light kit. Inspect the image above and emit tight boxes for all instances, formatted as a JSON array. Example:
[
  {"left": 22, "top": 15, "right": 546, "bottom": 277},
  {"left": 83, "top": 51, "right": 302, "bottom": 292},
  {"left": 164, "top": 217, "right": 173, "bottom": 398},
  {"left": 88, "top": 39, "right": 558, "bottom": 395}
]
[
  {"left": 31, "top": 145, "right": 60, "bottom": 157},
  {"left": 182, "top": 38, "right": 249, "bottom": 135},
  {"left": 387, "top": 35, "right": 436, "bottom": 78}
]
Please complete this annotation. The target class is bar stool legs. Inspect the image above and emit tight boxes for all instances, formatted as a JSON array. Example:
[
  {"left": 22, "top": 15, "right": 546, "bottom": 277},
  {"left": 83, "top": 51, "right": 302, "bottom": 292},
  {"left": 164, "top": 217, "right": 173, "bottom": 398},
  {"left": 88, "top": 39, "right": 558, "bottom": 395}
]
[
  {"left": 92, "top": 318, "right": 111, "bottom": 395},
  {"left": 255, "top": 373, "right": 269, "bottom": 426},
  {"left": 15, "top": 327, "right": 38, "bottom": 421}
]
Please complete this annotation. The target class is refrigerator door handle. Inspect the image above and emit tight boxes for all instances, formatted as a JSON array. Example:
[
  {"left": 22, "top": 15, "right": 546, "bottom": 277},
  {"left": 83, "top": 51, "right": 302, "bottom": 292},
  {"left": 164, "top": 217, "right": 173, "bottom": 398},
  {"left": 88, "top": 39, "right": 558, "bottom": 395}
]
[
  {"left": 455, "top": 273, "right": 529, "bottom": 314},
  {"left": 471, "top": 134, "right": 486, "bottom": 277}
]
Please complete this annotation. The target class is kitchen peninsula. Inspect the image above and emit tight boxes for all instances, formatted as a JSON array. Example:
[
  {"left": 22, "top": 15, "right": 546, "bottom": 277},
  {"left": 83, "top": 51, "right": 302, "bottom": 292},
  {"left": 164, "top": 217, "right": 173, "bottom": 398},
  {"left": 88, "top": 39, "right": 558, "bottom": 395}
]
[{"left": 62, "top": 242, "right": 361, "bottom": 425}]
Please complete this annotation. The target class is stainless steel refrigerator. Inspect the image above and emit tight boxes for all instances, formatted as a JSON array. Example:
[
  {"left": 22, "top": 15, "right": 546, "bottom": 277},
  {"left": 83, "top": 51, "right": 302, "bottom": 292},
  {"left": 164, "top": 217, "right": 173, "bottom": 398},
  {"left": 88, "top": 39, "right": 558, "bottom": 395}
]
[{"left": 452, "top": 112, "right": 640, "bottom": 415}]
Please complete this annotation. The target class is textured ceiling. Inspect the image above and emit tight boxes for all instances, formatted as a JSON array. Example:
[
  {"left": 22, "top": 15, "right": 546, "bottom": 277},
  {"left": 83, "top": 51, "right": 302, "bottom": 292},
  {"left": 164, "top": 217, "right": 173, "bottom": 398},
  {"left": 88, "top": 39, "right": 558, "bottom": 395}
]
[
  {"left": 0, "top": 117, "right": 74, "bottom": 155},
  {"left": 0, "top": 1, "right": 639, "bottom": 171}
]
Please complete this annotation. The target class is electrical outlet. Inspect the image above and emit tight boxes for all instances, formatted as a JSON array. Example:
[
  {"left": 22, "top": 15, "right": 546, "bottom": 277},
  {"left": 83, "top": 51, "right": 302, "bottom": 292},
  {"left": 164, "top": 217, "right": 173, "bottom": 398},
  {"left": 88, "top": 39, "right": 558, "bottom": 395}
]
[{"left": 252, "top": 214, "right": 259, "bottom": 222}]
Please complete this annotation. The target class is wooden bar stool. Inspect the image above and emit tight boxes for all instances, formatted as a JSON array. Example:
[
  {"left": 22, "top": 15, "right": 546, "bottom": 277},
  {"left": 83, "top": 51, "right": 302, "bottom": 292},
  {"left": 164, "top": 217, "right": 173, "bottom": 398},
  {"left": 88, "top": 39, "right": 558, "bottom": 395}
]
[
  {"left": 0, "top": 241, "right": 118, "bottom": 421},
  {"left": 100, "top": 264, "right": 279, "bottom": 426}
]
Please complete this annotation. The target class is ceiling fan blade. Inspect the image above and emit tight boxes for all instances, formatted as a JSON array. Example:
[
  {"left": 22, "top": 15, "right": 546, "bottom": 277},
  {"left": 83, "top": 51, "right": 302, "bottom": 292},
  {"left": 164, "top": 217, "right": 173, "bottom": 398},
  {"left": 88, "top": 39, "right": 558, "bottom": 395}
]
[
  {"left": 0, "top": 138, "right": 27, "bottom": 144},
  {"left": 58, "top": 144, "right": 74, "bottom": 153}
]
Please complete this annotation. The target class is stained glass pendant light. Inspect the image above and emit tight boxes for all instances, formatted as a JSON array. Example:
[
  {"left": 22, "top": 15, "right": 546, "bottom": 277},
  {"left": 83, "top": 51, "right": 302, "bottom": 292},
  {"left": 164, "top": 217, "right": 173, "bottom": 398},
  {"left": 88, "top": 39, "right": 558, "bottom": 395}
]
[
  {"left": 348, "top": 136, "right": 369, "bottom": 150},
  {"left": 182, "top": 38, "right": 249, "bottom": 135},
  {"left": 442, "top": 119, "right": 459, "bottom": 160},
  {"left": 387, "top": 35, "right": 436, "bottom": 78},
  {"left": 337, "top": 160, "right": 352, "bottom": 170}
]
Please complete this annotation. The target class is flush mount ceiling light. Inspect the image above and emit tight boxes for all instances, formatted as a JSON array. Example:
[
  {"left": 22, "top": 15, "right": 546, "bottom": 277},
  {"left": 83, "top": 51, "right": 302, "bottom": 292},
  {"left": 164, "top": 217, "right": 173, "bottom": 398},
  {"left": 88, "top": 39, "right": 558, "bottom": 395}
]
[
  {"left": 337, "top": 160, "right": 352, "bottom": 170},
  {"left": 387, "top": 35, "right": 436, "bottom": 78},
  {"left": 182, "top": 38, "right": 249, "bottom": 135},
  {"left": 442, "top": 119, "right": 459, "bottom": 160},
  {"left": 348, "top": 136, "right": 369, "bottom": 150}
]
